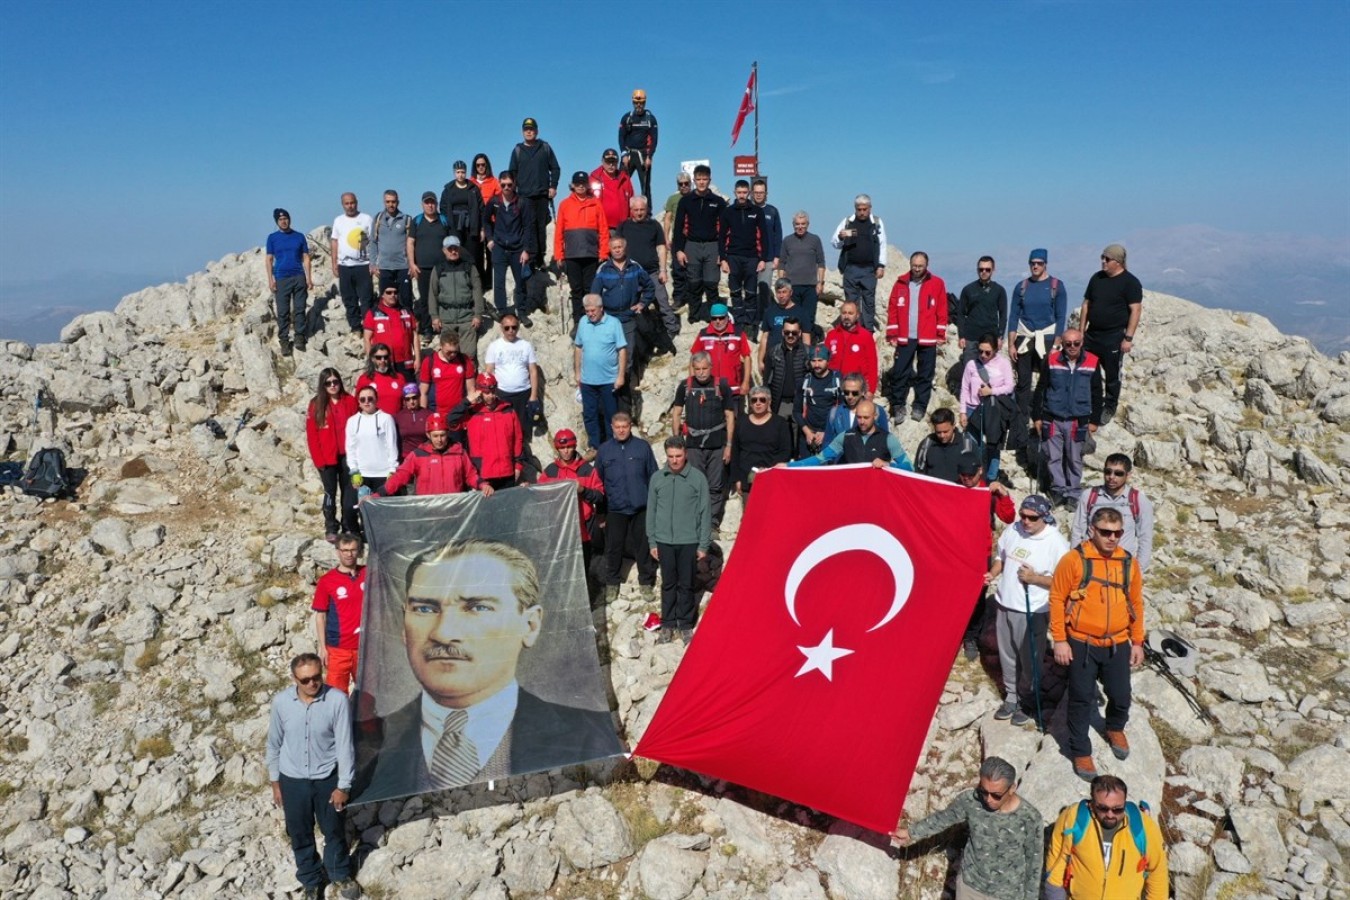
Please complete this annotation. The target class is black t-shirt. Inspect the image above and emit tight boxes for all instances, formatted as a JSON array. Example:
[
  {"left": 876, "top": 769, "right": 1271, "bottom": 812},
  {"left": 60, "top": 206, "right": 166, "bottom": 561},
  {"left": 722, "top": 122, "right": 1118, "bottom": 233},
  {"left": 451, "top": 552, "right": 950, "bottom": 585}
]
[
  {"left": 615, "top": 219, "right": 666, "bottom": 273},
  {"left": 1084, "top": 270, "right": 1143, "bottom": 333},
  {"left": 672, "top": 377, "right": 733, "bottom": 447}
]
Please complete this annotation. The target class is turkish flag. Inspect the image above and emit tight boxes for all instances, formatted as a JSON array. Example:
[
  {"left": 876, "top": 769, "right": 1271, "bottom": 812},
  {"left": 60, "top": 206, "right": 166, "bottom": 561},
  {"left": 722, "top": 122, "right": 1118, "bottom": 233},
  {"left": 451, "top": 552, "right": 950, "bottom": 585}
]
[
  {"left": 634, "top": 466, "right": 991, "bottom": 833},
  {"left": 730, "top": 66, "right": 756, "bottom": 147}
]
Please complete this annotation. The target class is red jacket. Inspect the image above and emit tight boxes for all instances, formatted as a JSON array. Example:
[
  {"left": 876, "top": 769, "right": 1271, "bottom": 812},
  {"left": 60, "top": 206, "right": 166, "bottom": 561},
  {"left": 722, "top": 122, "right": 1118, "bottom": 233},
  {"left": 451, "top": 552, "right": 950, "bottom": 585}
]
[
  {"left": 824, "top": 322, "right": 879, "bottom": 393},
  {"left": 977, "top": 480, "right": 1017, "bottom": 526},
  {"left": 554, "top": 193, "right": 610, "bottom": 262},
  {"left": 590, "top": 166, "right": 635, "bottom": 230},
  {"left": 691, "top": 324, "right": 753, "bottom": 394},
  {"left": 885, "top": 272, "right": 948, "bottom": 346},
  {"left": 355, "top": 371, "right": 407, "bottom": 417},
  {"left": 538, "top": 457, "right": 606, "bottom": 541},
  {"left": 378, "top": 442, "right": 481, "bottom": 496},
  {"left": 450, "top": 399, "right": 523, "bottom": 480},
  {"left": 363, "top": 303, "right": 419, "bottom": 364},
  {"left": 306, "top": 394, "right": 358, "bottom": 468}
]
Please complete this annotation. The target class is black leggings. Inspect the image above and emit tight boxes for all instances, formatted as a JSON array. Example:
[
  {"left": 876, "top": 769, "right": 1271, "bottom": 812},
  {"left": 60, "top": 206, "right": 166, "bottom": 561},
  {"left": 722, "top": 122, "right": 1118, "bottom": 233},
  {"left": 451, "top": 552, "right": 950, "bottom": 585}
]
[{"left": 317, "top": 460, "right": 358, "bottom": 535}]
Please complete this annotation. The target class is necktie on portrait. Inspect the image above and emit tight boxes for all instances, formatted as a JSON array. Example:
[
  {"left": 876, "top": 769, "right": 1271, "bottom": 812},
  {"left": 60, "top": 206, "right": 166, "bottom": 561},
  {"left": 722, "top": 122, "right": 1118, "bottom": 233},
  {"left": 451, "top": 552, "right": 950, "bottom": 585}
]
[{"left": 429, "top": 710, "right": 479, "bottom": 788}]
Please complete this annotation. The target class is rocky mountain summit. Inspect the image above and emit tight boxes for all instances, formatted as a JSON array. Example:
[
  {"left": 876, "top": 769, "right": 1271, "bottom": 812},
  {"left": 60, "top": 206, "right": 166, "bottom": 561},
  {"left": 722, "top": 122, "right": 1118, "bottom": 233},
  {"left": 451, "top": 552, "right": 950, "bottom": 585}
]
[{"left": 0, "top": 232, "right": 1347, "bottom": 900}]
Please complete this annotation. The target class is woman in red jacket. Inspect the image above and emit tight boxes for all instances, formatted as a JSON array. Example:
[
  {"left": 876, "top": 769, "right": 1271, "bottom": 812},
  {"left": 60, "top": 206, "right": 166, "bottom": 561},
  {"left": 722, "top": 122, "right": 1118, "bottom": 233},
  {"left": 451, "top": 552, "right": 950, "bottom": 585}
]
[
  {"left": 306, "top": 367, "right": 359, "bottom": 541},
  {"left": 354, "top": 343, "right": 407, "bottom": 417}
]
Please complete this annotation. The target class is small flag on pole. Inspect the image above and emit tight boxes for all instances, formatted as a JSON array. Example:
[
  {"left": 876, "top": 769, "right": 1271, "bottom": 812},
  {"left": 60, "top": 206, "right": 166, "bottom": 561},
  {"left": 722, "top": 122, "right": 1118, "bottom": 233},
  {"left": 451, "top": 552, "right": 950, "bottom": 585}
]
[{"left": 731, "top": 65, "right": 756, "bottom": 147}]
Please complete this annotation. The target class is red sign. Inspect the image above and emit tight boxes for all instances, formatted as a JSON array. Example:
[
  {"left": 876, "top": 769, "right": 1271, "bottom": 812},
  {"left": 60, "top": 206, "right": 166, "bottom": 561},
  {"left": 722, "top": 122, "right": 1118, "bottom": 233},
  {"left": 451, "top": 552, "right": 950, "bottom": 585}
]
[
  {"left": 733, "top": 156, "right": 758, "bottom": 176},
  {"left": 634, "top": 467, "right": 991, "bottom": 833}
]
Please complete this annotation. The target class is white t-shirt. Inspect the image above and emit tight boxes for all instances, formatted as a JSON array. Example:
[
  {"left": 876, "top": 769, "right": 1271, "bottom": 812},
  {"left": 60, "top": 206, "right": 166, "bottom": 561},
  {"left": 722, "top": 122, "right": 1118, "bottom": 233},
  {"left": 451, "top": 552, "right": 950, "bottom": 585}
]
[
  {"left": 332, "top": 212, "right": 373, "bottom": 267},
  {"left": 994, "top": 522, "right": 1070, "bottom": 612},
  {"left": 484, "top": 337, "right": 537, "bottom": 393}
]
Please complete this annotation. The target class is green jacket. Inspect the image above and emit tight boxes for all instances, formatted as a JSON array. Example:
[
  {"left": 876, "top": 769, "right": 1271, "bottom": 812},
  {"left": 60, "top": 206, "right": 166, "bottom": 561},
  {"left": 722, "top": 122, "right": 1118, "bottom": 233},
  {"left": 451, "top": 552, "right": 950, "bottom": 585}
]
[
  {"left": 429, "top": 259, "right": 484, "bottom": 323},
  {"left": 646, "top": 465, "right": 711, "bottom": 552}
]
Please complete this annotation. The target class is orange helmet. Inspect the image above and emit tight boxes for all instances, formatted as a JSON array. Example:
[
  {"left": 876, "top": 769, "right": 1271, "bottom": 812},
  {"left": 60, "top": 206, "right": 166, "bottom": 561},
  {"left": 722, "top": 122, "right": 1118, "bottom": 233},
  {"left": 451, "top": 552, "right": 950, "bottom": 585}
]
[{"left": 632, "top": 89, "right": 647, "bottom": 102}]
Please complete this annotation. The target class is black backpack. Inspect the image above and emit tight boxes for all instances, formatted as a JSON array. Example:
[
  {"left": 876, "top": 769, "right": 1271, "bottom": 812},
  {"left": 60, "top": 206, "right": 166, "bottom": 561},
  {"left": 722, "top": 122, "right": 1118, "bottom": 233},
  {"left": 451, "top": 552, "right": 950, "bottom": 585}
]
[{"left": 21, "top": 447, "right": 70, "bottom": 499}]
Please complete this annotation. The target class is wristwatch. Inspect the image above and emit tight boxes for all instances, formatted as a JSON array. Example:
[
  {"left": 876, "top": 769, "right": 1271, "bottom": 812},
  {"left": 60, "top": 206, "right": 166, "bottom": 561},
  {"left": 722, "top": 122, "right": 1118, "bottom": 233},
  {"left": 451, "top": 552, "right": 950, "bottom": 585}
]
[{"left": 1124, "top": 334, "right": 1135, "bottom": 341}]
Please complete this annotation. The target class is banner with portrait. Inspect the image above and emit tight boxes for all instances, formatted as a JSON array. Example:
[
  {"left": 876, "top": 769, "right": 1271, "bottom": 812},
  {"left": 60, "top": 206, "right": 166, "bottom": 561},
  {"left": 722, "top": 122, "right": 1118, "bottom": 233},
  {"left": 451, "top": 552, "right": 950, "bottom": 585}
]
[{"left": 350, "top": 483, "right": 625, "bottom": 804}]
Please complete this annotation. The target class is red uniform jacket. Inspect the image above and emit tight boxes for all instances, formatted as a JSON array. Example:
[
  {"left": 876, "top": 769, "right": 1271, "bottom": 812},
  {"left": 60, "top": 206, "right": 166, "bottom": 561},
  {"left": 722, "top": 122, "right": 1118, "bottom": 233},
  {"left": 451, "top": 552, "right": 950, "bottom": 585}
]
[
  {"left": 355, "top": 371, "right": 408, "bottom": 417},
  {"left": 691, "top": 324, "right": 753, "bottom": 395},
  {"left": 885, "top": 272, "right": 949, "bottom": 346},
  {"left": 306, "top": 394, "right": 359, "bottom": 468},
  {"left": 590, "top": 166, "right": 635, "bottom": 230},
  {"left": 378, "top": 442, "right": 481, "bottom": 496},
  {"left": 538, "top": 457, "right": 606, "bottom": 541},
  {"left": 450, "top": 399, "right": 524, "bottom": 480},
  {"left": 824, "top": 322, "right": 879, "bottom": 393}
]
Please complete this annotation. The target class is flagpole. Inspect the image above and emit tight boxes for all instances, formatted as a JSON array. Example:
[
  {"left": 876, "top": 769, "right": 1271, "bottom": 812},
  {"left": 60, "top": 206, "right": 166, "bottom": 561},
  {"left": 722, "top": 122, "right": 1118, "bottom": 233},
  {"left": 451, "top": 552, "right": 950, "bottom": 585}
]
[{"left": 752, "top": 61, "right": 759, "bottom": 176}]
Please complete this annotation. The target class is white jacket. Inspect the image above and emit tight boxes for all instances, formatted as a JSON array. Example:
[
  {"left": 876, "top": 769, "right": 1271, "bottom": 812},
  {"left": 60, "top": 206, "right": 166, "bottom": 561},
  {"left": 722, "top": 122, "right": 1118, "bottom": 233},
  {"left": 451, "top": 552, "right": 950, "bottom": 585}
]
[{"left": 345, "top": 411, "right": 398, "bottom": 478}]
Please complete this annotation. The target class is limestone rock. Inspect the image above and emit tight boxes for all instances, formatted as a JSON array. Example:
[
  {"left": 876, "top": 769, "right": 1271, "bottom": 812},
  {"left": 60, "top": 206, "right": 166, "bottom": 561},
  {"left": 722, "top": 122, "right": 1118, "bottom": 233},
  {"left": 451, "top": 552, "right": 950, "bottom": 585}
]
[
  {"left": 635, "top": 834, "right": 707, "bottom": 900},
  {"left": 812, "top": 822, "right": 898, "bottom": 900},
  {"left": 552, "top": 793, "right": 633, "bottom": 869},
  {"left": 1285, "top": 745, "right": 1350, "bottom": 804}
]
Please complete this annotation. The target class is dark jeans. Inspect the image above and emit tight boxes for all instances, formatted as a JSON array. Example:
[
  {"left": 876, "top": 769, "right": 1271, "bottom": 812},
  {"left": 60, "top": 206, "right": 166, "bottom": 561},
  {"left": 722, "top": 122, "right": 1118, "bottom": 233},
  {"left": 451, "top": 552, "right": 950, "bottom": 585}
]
[
  {"left": 317, "top": 460, "right": 358, "bottom": 535},
  {"left": 657, "top": 542, "right": 698, "bottom": 629},
  {"left": 279, "top": 769, "right": 352, "bottom": 888},
  {"left": 1065, "top": 637, "right": 1132, "bottom": 757},
  {"left": 791, "top": 284, "right": 819, "bottom": 332},
  {"left": 563, "top": 257, "right": 599, "bottom": 324},
  {"left": 491, "top": 243, "right": 528, "bottom": 315},
  {"left": 605, "top": 508, "right": 657, "bottom": 586},
  {"left": 841, "top": 264, "right": 878, "bottom": 330},
  {"left": 888, "top": 343, "right": 937, "bottom": 415},
  {"left": 498, "top": 387, "right": 532, "bottom": 446},
  {"left": 1085, "top": 328, "right": 1125, "bottom": 423},
  {"left": 686, "top": 446, "right": 726, "bottom": 527},
  {"left": 275, "top": 275, "right": 309, "bottom": 342},
  {"left": 337, "top": 265, "right": 374, "bottom": 331},
  {"left": 413, "top": 268, "right": 435, "bottom": 335},
  {"left": 526, "top": 195, "right": 551, "bottom": 265},
  {"left": 1009, "top": 341, "right": 1049, "bottom": 451},
  {"left": 378, "top": 268, "right": 413, "bottom": 312},
  {"left": 725, "top": 256, "right": 760, "bottom": 331},
  {"left": 580, "top": 382, "right": 618, "bottom": 450}
]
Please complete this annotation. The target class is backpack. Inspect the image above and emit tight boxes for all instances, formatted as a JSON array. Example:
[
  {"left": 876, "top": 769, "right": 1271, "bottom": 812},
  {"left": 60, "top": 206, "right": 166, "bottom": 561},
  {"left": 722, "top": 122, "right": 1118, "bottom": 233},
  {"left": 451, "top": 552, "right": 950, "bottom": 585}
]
[
  {"left": 1019, "top": 275, "right": 1061, "bottom": 303},
  {"left": 1086, "top": 486, "right": 1140, "bottom": 522},
  {"left": 1059, "top": 798, "right": 1154, "bottom": 888},
  {"left": 1066, "top": 545, "right": 1136, "bottom": 643},
  {"left": 20, "top": 447, "right": 70, "bottom": 499}
]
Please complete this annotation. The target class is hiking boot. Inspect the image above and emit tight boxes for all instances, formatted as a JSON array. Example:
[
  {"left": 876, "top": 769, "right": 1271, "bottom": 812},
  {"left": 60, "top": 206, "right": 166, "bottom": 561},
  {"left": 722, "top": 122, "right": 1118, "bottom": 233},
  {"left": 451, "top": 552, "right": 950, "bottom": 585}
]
[
  {"left": 280, "top": 339, "right": 293, "bottom": 357},
  {"left": 301, "top": 887, "right": 322, "bottom": 900},
  {"left": 655, "top": 629, "right": 673, "bottom": 645},
  {"left": 335, "top": 878, "right": 362, "bottom": 899},
  {"left": 1072, "top": 756, "right": 1097, "bottom": 781},
  {"left": 1106, "top": 730, "right": 1130, "bottom": 760},
  {"left": 519, "top": 314, "right": 534, "bottom": 328},
  {"left": 1011, "top": 709, "right": 1033, "bottom": 727},
  {"left": 603, "top": 585, "right": 619, "bottom": 603},
  {"left": 679, "top": 628, "right": 693, "bottom": 646},
  {"left": 294, "top": 337, "right": 307, "bottom": 352},
  {"left": 994, "top": 700, "right": 1017, "bottom": 720},
  {"left": 962, "top": 640, "right": 979, "bottom": 662},
  {"left": 910, "top": 408, "right": 925, "bottom": 422},
  {"left": 1099, "top": 406, "right": 1116, "bottom": 426},
  {"left": 325, "top": 532, "right": 338, "bottom": 545}
]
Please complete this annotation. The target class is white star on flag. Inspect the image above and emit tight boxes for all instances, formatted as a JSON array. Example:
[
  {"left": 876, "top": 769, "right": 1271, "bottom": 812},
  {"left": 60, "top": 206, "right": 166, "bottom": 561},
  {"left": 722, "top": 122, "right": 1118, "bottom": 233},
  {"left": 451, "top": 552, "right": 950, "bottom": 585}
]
[{"left": 795, "top": 629, "right": 854, "bottom": 681}]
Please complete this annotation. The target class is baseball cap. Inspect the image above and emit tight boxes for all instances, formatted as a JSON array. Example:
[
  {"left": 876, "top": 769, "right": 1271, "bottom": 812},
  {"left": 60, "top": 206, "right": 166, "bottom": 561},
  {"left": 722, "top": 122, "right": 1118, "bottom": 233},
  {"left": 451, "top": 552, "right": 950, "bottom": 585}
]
[
  {"left": 1029, "top": 248, "right": 1048, "bottom": 263},
  {"left": 956, "top": 456, "right": 981, "bottom": 477},
  {"left": 571, "top": 170, "right": 589, "bottom": 186},
  {"left": 442, "top": 235, "right": 462, "bottom": 248},
  {"left": 421, "top": 191, "right": 436, "bottom": 202},
  {"left": 273, "top": 208, "right": 289, "bottom": 221},
  {"left": 475, "top": 372, "right": 498, "bottom": 390},
  {"left": 809, "top": 345, "right": 831, "bottom": 361},
  {"left": 425, "top": 413, "right": 447, "bottom": 434},
  {"left": 521, "top": 117, "right": 538, "bottom": 130},
  {"left": 709, "top": 303, "right": 729, "bottom": 318},
  {"left": 603, "top": 148, "right": 619, "bottom": 161},
  {"left": 402, "top": 384, "right": 419, "bottom": 397},
  {"left": 1102, "top": 243, "right": 1127, "bottom": 264},
  {"left": 553, "top": 429, "right": 578, "bottom": 448}
]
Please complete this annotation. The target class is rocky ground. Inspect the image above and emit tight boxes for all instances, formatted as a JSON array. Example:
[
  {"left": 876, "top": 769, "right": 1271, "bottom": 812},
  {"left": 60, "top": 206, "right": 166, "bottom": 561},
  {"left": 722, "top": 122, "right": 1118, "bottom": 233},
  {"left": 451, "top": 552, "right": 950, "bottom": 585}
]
[{"left": 0, "top": 231, "right": 1347, "bottom": 899}]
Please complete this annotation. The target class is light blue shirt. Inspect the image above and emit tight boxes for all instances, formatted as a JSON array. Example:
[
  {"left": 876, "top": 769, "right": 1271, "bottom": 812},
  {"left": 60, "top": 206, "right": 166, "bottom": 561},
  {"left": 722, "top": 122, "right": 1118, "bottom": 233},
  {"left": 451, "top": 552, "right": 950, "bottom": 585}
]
[
  {"left": 574, "top": 312, "right": 627, "bottom": 385},
  {"left": 265, "top": 684, "right": 355, "bottom": 790}
]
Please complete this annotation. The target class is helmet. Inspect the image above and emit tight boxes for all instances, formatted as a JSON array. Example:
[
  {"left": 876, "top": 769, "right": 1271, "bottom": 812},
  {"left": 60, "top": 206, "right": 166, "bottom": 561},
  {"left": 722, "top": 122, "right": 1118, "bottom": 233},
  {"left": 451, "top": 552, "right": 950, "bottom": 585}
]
[
  {"left": 553, "top": 429, "right": 578, "bottom": 448},
  {"left": 425, "top": 413, "right": 448, "bottom": 434},
  {"left": 475, "top": 373, "right": 498, "bottom": 391},
  {"left": 632, "top": 89, "right": 646, "bottom": 102}
]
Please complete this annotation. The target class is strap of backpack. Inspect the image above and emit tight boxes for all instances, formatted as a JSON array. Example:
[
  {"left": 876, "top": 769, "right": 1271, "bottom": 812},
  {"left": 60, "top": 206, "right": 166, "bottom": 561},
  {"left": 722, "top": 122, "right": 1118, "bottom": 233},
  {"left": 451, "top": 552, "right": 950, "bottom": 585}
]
[{"left": 974, "top": 359, "right": 991, "bottom": 385}]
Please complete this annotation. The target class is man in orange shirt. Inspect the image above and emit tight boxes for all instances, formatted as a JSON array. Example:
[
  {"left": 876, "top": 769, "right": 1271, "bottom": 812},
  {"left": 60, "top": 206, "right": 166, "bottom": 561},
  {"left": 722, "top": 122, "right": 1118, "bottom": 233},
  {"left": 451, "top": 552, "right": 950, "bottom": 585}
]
[
  {"left": 1049, "top": 506, "right": 1145, "bottom": 781},
  {"left": 555, "top": 171, "right": 610, "bottom": 326}
]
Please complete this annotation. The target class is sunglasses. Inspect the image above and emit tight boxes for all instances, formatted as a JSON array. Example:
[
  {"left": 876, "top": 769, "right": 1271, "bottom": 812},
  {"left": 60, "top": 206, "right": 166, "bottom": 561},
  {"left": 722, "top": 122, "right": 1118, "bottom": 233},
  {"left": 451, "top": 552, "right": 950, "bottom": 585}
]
[
  {"left": 1062, "top": 340, "right": 1082, "bottom": 347},
  {"left": 383, "top": 288, "right": 398, "bottom": 294},
  {"left": 749, "top": 397, "right": 770, "bottom": 404},
  {"left": 842, "top": 390, "right": 861, "bottom": 397},
  {"left": 373, "top": 354, "right": 390, "bottom": 360},
  {"left": 501, "top": 325, "right": 519, "bottom": 332},
  {"left": 1020, "top": 513, "right": 1042, "bottom": 521},
  {"left": 295, "top": 675, "right": 323, "bottom": 685},
  {"left": 1105, "top": 468, "right": 1128, "bottom": 476},
  {"left": 782, "top": 330, "right": 801, "bottom": 337},
  {"left": 1093, "top": 803, "right": 1125, "bottom": 814},
  {"left": 1095, "top": 527, "right": 1124, "bottom": 538},
  {"left": 324, "top": 379, "right": 340, "bottom": 386},
  {"left": 977, "top": 267, "right": 992, "bottom": 273},
  {"left": 979, "top": 349, "right": 995, "bottom": 357},
  {"left": 358, "top": 396, "right": 378, "bottom": 404},
  {"left": 976, "top": 786, "right": 1007, "bottom": 801},
  {"left": 1030, "top": 261, "right": 1046, "bottom": 266},
  {"left": 1101, "top": 255, "right": 1111, "bottom": 262}
]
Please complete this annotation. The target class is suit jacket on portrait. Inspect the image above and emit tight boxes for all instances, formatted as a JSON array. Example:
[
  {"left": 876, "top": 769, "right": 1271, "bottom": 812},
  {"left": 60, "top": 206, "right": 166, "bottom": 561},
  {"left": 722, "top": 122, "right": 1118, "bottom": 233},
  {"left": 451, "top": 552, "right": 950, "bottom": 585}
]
[{"left": 352, "top": 689, "right": 623, "bottom": 803}]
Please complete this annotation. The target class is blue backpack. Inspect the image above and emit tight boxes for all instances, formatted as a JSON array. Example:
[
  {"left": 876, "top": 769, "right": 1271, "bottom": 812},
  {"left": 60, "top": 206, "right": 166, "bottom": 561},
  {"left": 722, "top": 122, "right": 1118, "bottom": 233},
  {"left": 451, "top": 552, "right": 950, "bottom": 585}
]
[{"left": 1055, "top": 798, "right": 1153, "bottom": 889}]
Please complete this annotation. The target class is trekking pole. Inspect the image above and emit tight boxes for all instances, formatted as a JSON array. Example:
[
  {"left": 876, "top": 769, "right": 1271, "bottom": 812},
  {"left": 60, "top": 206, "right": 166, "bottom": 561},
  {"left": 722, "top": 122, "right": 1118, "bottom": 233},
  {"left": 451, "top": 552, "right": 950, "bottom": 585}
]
[
  {"left": 1024, "top": 583, "right": 1044, "bottom": 732},
  {"left": 225, "top": 409, "right": 254, "bottom": 452}
]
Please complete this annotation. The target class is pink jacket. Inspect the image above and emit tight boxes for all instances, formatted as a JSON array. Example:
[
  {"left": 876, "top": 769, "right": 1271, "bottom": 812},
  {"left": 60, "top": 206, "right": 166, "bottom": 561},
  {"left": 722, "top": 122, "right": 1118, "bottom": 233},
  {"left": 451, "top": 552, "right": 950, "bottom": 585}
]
[{"left": 959, "top": 354, "right": 1014, "bottom": 410}]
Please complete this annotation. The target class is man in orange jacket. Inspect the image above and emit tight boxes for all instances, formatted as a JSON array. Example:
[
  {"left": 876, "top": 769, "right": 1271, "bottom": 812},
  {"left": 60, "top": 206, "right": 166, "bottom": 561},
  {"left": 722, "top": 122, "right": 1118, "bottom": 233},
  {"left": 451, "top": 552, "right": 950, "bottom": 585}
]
[
  {"left": 555, "top": 171, "right": 610, "bottom": 325},
  {"left": 1049, "top": 506, "right": 1145, "bottom": 781}
]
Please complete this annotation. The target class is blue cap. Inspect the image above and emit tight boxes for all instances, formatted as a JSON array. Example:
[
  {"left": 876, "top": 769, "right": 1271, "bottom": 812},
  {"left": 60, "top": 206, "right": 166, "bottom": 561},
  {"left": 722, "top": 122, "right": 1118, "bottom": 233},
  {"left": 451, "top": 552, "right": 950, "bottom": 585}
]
[
  {"left": 1029, "top": 248, "right": 1048, "bottom": 263},
  {"left": 809, "top": 345, "right": 831, "bottom": 361},
  {"left": 709, "top": 303, "right": 729, "bottom": 318}
]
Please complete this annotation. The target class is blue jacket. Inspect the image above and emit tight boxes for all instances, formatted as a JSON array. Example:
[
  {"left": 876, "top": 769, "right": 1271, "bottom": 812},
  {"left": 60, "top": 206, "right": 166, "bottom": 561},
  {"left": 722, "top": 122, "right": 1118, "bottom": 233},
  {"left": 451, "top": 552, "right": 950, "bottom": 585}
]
[
  {"left": 591, "top": 260, "right": 655, "bottom": 323},
  {"left": 823, "top": 402, "right": 890, "bottom": 447},
  {"left": 1037, "top": 348, "right": 1100, "bottom": 420},
  {"left": 790, "top": 426, "right": 913, "bottom": 471},
  {"left": 595, "top": 435, "right": 657, "bottom": 514}
]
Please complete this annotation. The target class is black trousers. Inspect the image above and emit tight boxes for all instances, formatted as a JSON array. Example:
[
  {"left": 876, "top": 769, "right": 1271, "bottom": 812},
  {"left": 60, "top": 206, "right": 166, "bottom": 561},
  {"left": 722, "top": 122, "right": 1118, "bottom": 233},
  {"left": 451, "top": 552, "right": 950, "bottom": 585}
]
[
  {"left": 888, "top": 344, "right": 937, "bottom": 415},
  {"left": 1065, "top": 637, "right": 1132, "bottom": 757},
  {"left": 337, "top": 266, "right": 374, "bottom": 331},
  {"left": 497, "top": 387, "right": 533, "bottom": 446},
  {"left": 1085, "top": 328, "right": 1125, "bottom": 423},
  {"left": 605, "top": 509, "right": 657, "bottom": 586},
  {"left": 563, "top": 257, "right": 599, "bottom": 324},
  {"left": 657, "top": 542, "right": 698, "bottom": 629},
  {"left": 317, "top": 460, "right": 358, "bottom": 535},
  {"left": 1009, "top": 343, "right": 1049, "bottom": 451},
  {"left": 279, "top": 768, "right": 352, "bottom": 889},
  {"left": 526, "top": 195, "right": 551, "bottom": 265},
  {"left": 413, "top": 267, "right": 435, "bottom": 335}
]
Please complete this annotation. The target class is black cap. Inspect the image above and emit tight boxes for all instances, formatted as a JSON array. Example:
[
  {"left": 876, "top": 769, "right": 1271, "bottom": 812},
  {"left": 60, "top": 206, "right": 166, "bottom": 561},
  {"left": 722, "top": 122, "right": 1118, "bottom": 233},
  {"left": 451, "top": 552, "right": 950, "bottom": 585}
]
[
  {"left": 602, "top": 148, "right": 619, "bottom": 161},
  {"left": 571, "top": 170, "right": 589, "bottom": 186},
  {"left": 957, "top": 456, "right": 981, "bottom": 476},
  {"left": 421, "top": 191, "right": 436, "bottom": 202},
  {"left": 273, "top": 208, "right": 289, "bottom": 222},
  {"left": 521, "top": 117, "right": 538, "bottom": 130}
]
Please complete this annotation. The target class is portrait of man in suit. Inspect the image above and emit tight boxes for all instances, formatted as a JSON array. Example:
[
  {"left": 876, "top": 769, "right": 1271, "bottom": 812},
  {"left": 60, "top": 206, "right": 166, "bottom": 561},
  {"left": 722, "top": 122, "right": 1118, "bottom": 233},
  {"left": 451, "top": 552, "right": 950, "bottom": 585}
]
[{"left": 354, "top": 538, "right": 621, "bottom": 801}]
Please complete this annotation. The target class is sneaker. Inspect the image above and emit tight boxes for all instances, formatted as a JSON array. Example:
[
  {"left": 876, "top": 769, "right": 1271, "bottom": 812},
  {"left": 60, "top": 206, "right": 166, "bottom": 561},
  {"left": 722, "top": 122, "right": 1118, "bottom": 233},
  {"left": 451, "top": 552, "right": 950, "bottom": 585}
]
[
  {"left": 910, "top": 408, "right": 925, "bottom": 422},
  {"left": 994, "top": 700, "right": 1017, "bottom": 720},
  {"left": 325, "top": 532, "right": 338, "bottom": 545},
  {"left": 294, "top": 337, "right": 307, "bottom": 352},
  {"left": 280, "top": 340, "right": 293, "bottom": 357},
  {"left": 962, "top": 640, "right": 979, "bottom": 662},
  {"left": 1011, "top": 709, "right": 1033, "bottom": 727},
  {"left": 655, "top": 629, "right": 673, "bottom": 645},
  {"left": 335, "top": 879, "right": 362, "bottom": 900},
  {"left": 302, "top": 888, "right": 322, "bottom": 900},
  {"left": 679, "top": 628, "right": 693, "bottom": 645},
  {"left": 1072, "top": 756, "right": 1097, "bottom": 781},
  {"left": 519, "top": 314, "right": 534, "bottom": 328},
  {"left": 1106, "top": 729, "right": 1130, "bottom": 760}
]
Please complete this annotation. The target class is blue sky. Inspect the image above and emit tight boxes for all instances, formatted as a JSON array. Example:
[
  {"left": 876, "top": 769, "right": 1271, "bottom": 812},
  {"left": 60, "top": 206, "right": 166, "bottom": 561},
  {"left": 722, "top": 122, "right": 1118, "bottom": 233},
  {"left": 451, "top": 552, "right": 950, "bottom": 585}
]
[{"left": 2, "top": 0, "right": 1348, "bottom": 347}]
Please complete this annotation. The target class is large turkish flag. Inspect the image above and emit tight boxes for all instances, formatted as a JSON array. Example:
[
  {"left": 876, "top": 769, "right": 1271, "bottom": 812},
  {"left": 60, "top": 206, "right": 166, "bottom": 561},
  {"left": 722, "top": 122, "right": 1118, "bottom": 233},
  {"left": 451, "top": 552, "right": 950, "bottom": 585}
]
[{"left": 634, "top": 465, "right": 991, "bottom": 833}]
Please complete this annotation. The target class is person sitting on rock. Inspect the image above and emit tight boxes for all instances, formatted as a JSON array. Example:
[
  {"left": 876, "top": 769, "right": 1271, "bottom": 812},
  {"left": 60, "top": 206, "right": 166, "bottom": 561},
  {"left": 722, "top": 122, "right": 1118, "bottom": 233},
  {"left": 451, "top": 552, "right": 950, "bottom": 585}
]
[
  {"left": 1050, "top": 506, "right": 1145, "bottom": 781},
  {"left": 891, "top": 757, "right": 1044, "bottom": 900}
]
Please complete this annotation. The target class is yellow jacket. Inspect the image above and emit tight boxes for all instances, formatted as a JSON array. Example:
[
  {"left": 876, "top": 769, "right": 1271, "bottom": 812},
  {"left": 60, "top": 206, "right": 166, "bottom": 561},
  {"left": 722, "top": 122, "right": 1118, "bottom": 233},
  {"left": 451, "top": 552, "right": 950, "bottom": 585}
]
[{"left": 1045, "top": 801, "right": 1168, "bottom": 900}]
